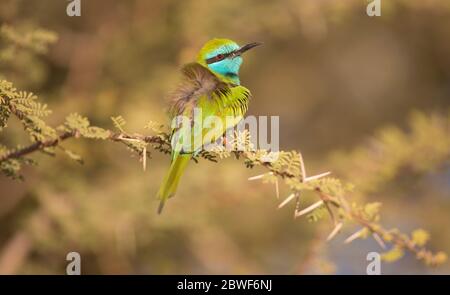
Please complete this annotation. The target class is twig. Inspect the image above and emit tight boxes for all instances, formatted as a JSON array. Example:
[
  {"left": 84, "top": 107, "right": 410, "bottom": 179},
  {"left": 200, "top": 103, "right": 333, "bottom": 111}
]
[
  {"left": 0, "top": 131, "right": 165, "bottom": 163},
  {"left": 0, "top": 116, "right": 445, "bottom": 266},
  {"left": 0, "top": 131, "right": 75, "bottom": 162}
]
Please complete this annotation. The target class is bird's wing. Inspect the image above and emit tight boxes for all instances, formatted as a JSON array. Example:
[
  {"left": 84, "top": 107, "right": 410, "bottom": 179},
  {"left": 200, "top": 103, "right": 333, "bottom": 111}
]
[{"left": 168, "top": 62, "right": 231, "bottom": 118}]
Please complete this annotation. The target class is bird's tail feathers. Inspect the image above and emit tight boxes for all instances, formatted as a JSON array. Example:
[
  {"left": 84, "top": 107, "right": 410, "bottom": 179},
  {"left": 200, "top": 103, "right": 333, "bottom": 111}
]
[{"left": 156, "top": 154, "right": 190, "bottom": 214}]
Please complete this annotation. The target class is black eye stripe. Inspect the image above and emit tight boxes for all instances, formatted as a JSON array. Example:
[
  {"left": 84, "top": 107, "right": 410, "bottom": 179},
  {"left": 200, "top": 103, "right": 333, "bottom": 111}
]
[{"left": 205, "top": 52, "right": 233, "bottom": 64}]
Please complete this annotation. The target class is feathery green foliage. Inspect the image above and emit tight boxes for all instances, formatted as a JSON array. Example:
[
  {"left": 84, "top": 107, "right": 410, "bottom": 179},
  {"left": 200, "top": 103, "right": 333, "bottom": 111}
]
[
  {"left": 0, "top": 25, "right": 57, "bottom": 57},
  {"left": 0, "top": 23, "right": 448, "bottom": 271}
]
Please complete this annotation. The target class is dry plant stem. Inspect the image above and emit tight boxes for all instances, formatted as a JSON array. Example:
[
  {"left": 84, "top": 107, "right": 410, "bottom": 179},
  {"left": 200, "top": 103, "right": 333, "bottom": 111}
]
[
  {"left": 0, "top": 131, "right": 165, "bottom": 162},
  {"left": 0, "top": 127, "right": 445, "bottom": 265},
  {"left": 0, "top": 131, "right": 75, "bottom": 161},
  {"left": 318, "top": 188, "right": 439, "bottom": 263},
  {"left": 251, "top": 154, "right": 444, "bottom": 265}
]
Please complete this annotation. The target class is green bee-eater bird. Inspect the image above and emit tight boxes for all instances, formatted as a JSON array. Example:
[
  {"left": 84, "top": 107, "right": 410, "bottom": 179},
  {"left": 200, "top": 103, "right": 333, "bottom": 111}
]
[{"left": 157, "top": 38, "right": 261, "bottom": 213}]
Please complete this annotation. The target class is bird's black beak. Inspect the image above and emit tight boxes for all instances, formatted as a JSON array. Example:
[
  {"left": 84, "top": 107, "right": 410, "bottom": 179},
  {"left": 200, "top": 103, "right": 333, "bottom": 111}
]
[{"left": 235, "top": 42, "right": 262, "bottom": 56}]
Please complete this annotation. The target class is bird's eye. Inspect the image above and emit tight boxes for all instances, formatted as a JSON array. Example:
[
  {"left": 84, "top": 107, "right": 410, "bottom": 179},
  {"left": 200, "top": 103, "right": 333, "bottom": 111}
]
[{"left": 216, "top": 54, "right": 224, "bottom": 60}]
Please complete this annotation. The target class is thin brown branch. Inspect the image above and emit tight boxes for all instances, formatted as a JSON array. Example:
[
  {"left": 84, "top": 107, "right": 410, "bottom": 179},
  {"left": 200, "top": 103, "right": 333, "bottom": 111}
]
[
  {"left": 0, "top": 130, "right": 167, "bottom": 163},
  {"left": 0, "top": 131, "right": 75, "bottom": 162},
  {"left": 246, "top": 153, "right": 445, "bottom": 265},
  {"left": 0, "top": 113, "right": 445, "bottom": 266}
]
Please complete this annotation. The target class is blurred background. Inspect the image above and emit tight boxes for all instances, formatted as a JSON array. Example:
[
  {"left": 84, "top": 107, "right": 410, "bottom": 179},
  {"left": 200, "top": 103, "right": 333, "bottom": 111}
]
[{"left": 0, "top": 0, "right": 449, "bottom": 274}]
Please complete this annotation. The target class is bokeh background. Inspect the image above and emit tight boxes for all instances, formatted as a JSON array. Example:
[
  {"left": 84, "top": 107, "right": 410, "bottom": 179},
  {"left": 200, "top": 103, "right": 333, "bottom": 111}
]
[{"left": 0, "top": 0, "right": 449, "bottom": 274}]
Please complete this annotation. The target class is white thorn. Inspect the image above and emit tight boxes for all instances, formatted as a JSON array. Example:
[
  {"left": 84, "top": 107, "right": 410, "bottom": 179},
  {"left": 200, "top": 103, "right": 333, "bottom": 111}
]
[
  {"left": 344, "top": 228, "right": 366, "bottom": 244},
  {"left": 120, "top": 137, "right": 142, "bottom": 143},
  {"left": 372, "top": 233, "right": 386, "bottom": 249},
  {"left": 248, "top": 172, "right": 273, "bottom": 181},
  {"left": 304, "top": 171, "right": 332, "bottom": 182},
  {"left": 278, "top": 193, "right": 297, "bottom": 209},
  {"left": 327, "top": 222, "right": 343, "bottom": 241},
  {"left": 295, "top": 200, "right": 324, "bottom": 218},
  {"left": 142, "top": 146, "right": 147, "bottom": 171},
  {"left": 299, "top": 153, "right": 307, "bottom": 182}
]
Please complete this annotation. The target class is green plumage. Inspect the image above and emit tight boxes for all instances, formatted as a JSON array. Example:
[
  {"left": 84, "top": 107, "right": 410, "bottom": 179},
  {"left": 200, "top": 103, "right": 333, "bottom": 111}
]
[{"left": 157, "top": 38, "right": 260, "bottom": 213}]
